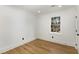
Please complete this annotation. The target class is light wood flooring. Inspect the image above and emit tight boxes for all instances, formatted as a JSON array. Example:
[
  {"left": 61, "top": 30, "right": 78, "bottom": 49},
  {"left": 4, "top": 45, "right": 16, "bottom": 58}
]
[{"left": 3, "top": 39, "right": 78, "bottom": 54}]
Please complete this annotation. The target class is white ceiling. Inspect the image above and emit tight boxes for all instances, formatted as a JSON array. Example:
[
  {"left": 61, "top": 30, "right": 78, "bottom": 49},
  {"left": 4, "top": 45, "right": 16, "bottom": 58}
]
[{"left": 7, "top": 5, "right": 75, "bottom": 15}]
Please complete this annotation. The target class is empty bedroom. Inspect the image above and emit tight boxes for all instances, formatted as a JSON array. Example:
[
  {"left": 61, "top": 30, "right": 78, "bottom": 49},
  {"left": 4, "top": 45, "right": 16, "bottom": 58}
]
[{"left": 0, "top": 5, "right": 79, "bottom": 54}]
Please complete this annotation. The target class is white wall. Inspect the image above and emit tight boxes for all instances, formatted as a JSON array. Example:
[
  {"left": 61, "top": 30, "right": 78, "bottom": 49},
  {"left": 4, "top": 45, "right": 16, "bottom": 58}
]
[
  {"left": 0, "top": 6, "right": 36, "bottom": 53},
  {"left": 36, "top": 7, "right": 76, "bottom": 47}
]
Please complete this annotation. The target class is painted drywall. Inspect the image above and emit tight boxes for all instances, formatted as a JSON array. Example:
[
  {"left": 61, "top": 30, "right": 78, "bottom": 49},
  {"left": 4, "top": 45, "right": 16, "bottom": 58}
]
[
  {"left": 0, "top": 6, "right": 36, "bottom": 53},
  {"left": 36, "top": 7, "right": 76, "bottom": 47}
]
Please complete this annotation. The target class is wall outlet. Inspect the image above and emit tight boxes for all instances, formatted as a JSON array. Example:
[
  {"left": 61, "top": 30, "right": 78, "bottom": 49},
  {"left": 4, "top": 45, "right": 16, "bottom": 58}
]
[
  {"left": 22, "top": 38, "right": 24, "bottom": 40},
  {"left": 52, "top": 36, "right": 54, "bottom": 38},
  {"left": 75, "top": 43, "right": 78, "bottom": 46}
]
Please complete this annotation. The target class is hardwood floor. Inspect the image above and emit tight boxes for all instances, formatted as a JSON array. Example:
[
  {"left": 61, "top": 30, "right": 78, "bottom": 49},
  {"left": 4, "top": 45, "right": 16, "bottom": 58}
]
[{"left": 3, "top": 39, "right": 78, "bottom": 54}]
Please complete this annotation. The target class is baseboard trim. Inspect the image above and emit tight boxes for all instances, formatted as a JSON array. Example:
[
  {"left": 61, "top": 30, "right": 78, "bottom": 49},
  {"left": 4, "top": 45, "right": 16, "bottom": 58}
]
[
  {"left": 36, "top": 38, "right": 76, "bottom": 48},
  {"left": 0, "top": 39, "right": 36, "bottom": 54},
  {"left": 1, "top": 38, "right": 78, "bottom": 54}
]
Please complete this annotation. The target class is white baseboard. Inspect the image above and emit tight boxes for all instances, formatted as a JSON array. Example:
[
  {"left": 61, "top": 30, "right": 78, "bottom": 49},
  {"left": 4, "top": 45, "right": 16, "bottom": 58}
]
[
  {"left": 0, "top": 39, "right": 36, "bottom": 54},
  {"left": 37, "top": 38, "right": 75, "bottom": 47}
]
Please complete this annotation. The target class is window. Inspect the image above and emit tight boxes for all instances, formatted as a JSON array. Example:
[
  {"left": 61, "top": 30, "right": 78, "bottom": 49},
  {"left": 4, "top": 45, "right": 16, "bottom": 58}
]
[{"left": 51, "top": 16, "right": 60, "bottom": 32}]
